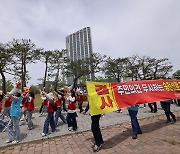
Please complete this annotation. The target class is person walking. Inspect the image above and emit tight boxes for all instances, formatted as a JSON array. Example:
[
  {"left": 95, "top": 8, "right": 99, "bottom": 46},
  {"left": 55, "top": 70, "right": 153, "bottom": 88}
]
[
  {"left": 77, "top": 91, "right": 84, "bottom": 113},
  {"left": 6, "top": 81, "right": 22, "bottom": 144},
  {"left": 128, "top": 105, "right": 142, "bottom": 139},
  {"left": 53, "top": 90, "right": 67, "bottom": 126},
  {"left": 26, "top": 92, "right": 35, "bottom": 130},
  {"left": 83, "top": 103, "right": 104, "bottom": 152},
  {"left": 160, "top": 99, "right": 176, "bottom": 124},
  {"left": 41, "top": 91, "right": 56, "bottom": 137},
  {"left": 66, "top": 91, "right": 77, "bottom": 131},
  {"left": 0, "top": 93, "right": 12, "bottom": 120}
]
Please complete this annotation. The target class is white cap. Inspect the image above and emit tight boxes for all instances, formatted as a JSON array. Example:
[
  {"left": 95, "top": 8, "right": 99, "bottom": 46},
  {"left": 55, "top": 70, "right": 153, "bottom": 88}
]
[{"left": 48, "top": 92, "right": 54, "bottom": 99}]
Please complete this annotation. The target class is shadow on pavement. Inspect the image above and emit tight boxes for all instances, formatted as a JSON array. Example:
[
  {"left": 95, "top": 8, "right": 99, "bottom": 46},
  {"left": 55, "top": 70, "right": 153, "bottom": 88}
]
[{"left": 102, "top": 118, "right": 178, "bottom": 149}]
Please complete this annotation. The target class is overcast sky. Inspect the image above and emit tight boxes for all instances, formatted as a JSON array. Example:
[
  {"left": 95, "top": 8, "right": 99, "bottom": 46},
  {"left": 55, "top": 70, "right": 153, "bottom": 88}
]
[{"left": 0, "top": 0, "right": 180, "bottom": 85}]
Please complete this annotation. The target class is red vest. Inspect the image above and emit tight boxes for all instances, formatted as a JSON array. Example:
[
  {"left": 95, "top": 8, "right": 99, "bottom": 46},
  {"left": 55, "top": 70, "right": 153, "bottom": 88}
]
[
  {"left": 77, "top": 95, "right": 83, "bottom": 103},
  {"left": 26, "top": 97, "right": 35, "bottom": 111},
  {"left": 47, "top": 100, "right": 54, "bottom": 113},
  {"left": 21, "top": 97, "right": 27, "bottom": 108},
  {"left": 68, "top": 99, "right": 76, "bottom": 110},
  {"left": 4, "top": 96, "right": 12, "bottom": 107},
  {"left": 43, "top": 99, "right": 48, "bottom": 106},
  {"left": 56, "top": 97, "right": 62, "bottom": 107}
]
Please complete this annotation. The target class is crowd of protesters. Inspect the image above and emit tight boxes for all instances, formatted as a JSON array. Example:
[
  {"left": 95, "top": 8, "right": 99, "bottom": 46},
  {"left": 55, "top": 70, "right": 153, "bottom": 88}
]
[{"left": 0, "top": 81, "right": 179, "bottom": 152}]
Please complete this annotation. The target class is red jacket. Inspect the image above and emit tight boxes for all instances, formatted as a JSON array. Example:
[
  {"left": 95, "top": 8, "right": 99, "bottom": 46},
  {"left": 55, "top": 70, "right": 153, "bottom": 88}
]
[{"left": 26, "top": 97, "right": 35, "bottom": 111}]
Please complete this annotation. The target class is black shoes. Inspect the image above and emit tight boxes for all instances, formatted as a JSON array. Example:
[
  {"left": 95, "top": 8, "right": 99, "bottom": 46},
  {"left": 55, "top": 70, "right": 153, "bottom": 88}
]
[
  {"left": 172, "top": 115, "right": 176, "bottom": 122},
  {"left": 165, "top": 120, "right": 172, "bottom": 124},
  {"left": 93, "top": 144, "right": 101, "bottom": 152},
  {"left": 132, "top": 134, "right": 137, "bottom": 139}
]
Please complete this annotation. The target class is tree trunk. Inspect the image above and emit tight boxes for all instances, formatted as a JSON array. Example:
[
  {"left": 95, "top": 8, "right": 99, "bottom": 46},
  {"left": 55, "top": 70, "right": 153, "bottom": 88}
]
[
  {"left": 72, "top": 77, "right": 78, "bottom": 91},
  {"left": 21, "top": 55, "right": 26, "bottom": 89},
  {"left": 54, "top": 67, "right": 60, "bottom": 91},
  {"left": 0, "top": 68, "right": 6, "bottom": 93},
  {"left": 43, "top": 57, "right": 48, "bottom": 88}
]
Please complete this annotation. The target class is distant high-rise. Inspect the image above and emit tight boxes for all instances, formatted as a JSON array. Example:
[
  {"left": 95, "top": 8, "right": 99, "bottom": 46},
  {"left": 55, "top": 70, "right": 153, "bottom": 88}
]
[{"left": 66, "top": 27, "right": 95, "bottom": 85}]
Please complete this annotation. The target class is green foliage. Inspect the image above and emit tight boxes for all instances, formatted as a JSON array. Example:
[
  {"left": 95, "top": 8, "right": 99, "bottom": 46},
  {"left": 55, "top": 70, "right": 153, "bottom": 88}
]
[
  {"left": 103, "top": 57, "right": 128, "bottom": 82},
  {"left": 65, "top": 53, "right": 106, "bottom": 89},
  {"left": 0, "top": 79, "right": 13, "bottom": 92},
  {"left": 7, "top": 38, "right": 42, "bottom": 88},
  {"left": 172, "top": 70, "right": 180, "bottom": 79}
]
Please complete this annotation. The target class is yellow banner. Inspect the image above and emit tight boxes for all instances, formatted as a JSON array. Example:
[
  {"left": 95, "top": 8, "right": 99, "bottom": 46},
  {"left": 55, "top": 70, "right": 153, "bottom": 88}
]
[{"left": 86, "top": 81, "right": 118, "bottom": 115}]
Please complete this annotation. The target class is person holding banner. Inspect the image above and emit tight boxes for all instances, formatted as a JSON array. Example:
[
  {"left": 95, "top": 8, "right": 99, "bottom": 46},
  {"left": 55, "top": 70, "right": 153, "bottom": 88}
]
[
  {"left": 83, "top": 103, "right": 104, "bottom": 152},
  {"left": 128, "top": 105, "right": 142, "bottom": 139},
  {"left": 160, "top": 100, "right": 176, "bottom": 124}
]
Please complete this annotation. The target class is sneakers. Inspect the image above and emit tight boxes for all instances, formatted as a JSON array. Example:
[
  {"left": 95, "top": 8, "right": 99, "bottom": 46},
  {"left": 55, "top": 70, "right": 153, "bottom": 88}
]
[
  {"left": 68, "top": 127, "right": 73, "bottom": 131},
  {"left": 41, "top": 133, "right": 46, "bottom": 137},
  {"left": 6, "top": 140, "right": 12, "bottom": 143},
  {"left": 12, "top": 140, "right": 19, "bottom": 144},
  {"left": 93, "top": 144, "right": 101, "bottom": 152}
]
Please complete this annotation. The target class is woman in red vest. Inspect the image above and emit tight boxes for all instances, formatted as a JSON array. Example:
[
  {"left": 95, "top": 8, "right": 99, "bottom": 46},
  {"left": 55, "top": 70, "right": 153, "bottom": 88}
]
[
  {"left": 41, "top": 91, "right": 56, "bottom": 137},
  {"left": 66, "top": 90, "right": 77, "bottom": 131},
  {"left": 26, "top": 92, "right": 35, "bottom": 130},
  {"left": 77, "top": 91, "right": 84, "bottom": 113},
  {"left": 20, "top": 92, "right": 28, "bottom": 121},
  {"left": 0, "top": 92, "right": 12, "bottom": 120},
  {"left": 53, "top": 90, "right": 67, "bottom": 126}
]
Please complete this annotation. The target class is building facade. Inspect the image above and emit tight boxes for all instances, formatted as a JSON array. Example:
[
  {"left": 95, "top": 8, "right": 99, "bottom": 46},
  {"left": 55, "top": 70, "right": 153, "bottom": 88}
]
[{"left": 66, "top": 27, "right": 95, "bottom": 85}]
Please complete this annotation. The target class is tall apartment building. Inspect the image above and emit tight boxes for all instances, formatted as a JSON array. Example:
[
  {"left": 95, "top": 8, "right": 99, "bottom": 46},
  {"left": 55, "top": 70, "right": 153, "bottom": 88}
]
[{"left": 66, "top": 27, "right": 95, "bottom": 85}]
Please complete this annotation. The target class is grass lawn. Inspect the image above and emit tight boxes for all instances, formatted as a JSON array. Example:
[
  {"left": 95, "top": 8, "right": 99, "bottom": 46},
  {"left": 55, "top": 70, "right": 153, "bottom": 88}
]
[{"left": 34, "top": 94, "right": 42, "bottom": 107}]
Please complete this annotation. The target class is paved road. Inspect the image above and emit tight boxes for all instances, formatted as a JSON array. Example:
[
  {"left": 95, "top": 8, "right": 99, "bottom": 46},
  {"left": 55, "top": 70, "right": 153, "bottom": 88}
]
[{"left": 0, "top": 103, "right": 180, "bottom": 153}]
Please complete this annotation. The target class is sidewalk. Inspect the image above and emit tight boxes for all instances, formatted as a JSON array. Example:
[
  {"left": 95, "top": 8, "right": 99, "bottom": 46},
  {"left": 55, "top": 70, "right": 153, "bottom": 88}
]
[{"left": 0, "top": 104, "right": 180, "bottom": 153}]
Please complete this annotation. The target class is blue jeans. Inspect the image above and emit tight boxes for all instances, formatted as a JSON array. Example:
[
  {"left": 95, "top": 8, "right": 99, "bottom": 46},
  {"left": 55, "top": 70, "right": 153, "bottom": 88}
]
[
  {"left": 128, "top": 110, "right": 142, "bottom": 135},
  {"left": 55, "top": 107, "right": 67, "bottom": 126},
  {"left": 43, "top": 112, "right": 56, "bottom": 134}
]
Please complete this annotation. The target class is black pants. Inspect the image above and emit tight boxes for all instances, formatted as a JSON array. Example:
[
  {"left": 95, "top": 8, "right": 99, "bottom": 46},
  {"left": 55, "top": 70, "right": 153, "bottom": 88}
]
[
  {"left": 148, "top": 102, "right": 157, "bottom": 112},
  {"left": 66, "top": 112, "right": 77, "bottom": 130},
  {"left": 91, "top": 114, "right": 104, "bottom": 146},
  {"left": 161, "top": 102, "right": 175, "bottom": 122},
  {"left": 78, "top": 103, "right": 83, "bottom": 113}
]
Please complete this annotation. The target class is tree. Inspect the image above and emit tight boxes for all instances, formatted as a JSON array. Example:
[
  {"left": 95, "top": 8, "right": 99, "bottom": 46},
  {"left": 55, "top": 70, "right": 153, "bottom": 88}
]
[
  {"left": 126, "top": 55, "right": 141, "bottom": 81},
  {"left": 49, "top": 50, "right": 65, "bottom": 91},
  {"left": 0, "top": 43, "right": 14, "bottom": 93},
  {"left": 150, "top": 58, "right": 173, "bottom": 79},
  {"left": 8, "top": 39, "right": 42, "bottom": 89},
  {"left": 103, "top": 57, "right": 128, "bottom": 82},
  {"left": 172, "top": 70, "right": 180, "bottom": 79},
  {"left": 137, "top": 55, "right": 155, "bottom": 80},
  {"left": 65, "top": 53, "right": 106, "bottom": 90},
  {"left": 39, "top": 50, "right": 53, "bottom": 88}
]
